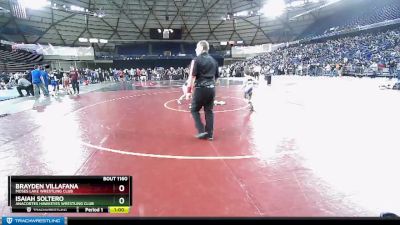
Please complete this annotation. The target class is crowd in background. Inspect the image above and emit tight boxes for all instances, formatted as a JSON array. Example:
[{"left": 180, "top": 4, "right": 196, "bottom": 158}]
[
  {"left": 79, "top": 67, "right": 190, "bottom": 83},
  {"left": 227, "top": 27, "right": 400, "bottom": 79},
  {"left": 0, "top": 65, "right": 193, "bottom": 98},
  {"left": 3, "top": 26, "right": 400, "bottom": 97}
]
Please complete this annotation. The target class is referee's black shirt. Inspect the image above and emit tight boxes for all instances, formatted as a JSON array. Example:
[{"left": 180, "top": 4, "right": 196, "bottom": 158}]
[{"left": 191, "top": 52, "right": 219, "bottom": 87}]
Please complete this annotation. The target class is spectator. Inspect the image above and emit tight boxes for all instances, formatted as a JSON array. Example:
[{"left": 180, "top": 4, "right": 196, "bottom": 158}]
[
  {"left": 389, "top": 60, "right": 396, "bottom": 78},
  {"left": 41, "top": 65, "right": 50, "bottom": 93},
  {"left": 17, "top": 75, "right": 33, "bottom": 97},
  {"left": 69, "top": 67, "right": 80, "bottom": 95},
  {"left": 31, "top": 65, "right": 49, "bottom": 97},
  {"left": 227, "top": 27, "right": 400, "bottom": 78}
]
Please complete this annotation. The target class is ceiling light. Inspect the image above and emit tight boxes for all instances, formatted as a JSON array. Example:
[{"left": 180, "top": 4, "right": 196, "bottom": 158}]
[
  {"left": 289, "top": 0, "right": 305, "bottom": 7},
  {"left": 261, "top": 0, "right": 286, "bottom": 19},
  {"left": 99, "top": 39, "right": 108, "bottom": 44},
  {"left": 19, "top": 0, "right": 50, "bottom": 10},
  {"left": 78, "top": 38, "right": 88, "bottom": 42},
  {"left": 234, "top": 10, "right": 248, "bottom": 17},
  {"left": 89, "top": 38, "right": 99, "bottom": 43},
  {"left": 70, "top": 5, "right": 85, "bottom": 12}
]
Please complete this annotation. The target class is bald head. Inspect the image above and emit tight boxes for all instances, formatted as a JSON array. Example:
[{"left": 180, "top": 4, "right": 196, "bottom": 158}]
[{"left": 195, "top": 40, "right": 209, "bottom": 56}]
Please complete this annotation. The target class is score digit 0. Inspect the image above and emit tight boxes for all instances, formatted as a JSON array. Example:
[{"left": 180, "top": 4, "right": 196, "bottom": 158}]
[
  {"left": 119, "top": 197, "right": 125, "bottom": 205},
  {"left": 119, "top": 185, "right": 125, "bottom": 192}
]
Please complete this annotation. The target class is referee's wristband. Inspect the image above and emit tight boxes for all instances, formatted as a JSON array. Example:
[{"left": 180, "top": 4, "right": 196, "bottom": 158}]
[{"left": 187, "top": 86, "right": 192, "bottom": 93}]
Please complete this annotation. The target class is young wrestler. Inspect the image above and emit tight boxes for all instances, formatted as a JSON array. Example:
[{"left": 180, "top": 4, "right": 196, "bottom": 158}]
[
  {"left": 62, "top": 73, "right": 72, "bottom": 95},
  {"left": 243, "top": 74, "right": 257, "bottom": 111}
]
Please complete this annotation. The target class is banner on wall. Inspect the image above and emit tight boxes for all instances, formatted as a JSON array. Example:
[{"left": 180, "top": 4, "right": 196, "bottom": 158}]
[
  {"left": 231, "top": 43, "right": 274, "bottom": 58},
  {"left": 9, "top": 43, "right": 94, "bottom": 60},
  {"left": 38, "top": 44, "right": 94, "bottom": 58}
]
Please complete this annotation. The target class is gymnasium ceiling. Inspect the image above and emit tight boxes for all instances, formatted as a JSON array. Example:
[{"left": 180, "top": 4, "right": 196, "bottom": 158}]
[{"left": 0, "top": 0, "right": 344, "bottom": 52}]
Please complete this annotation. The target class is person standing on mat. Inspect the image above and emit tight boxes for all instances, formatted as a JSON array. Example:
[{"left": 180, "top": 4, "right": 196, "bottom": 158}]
[
  {"left": 31, "top": 65, "right": 49, "bottom": 97},
  {"left": 186, "top": 40, "right": 219, "bottom": 140},
  {"left": 70, "top": 67, "right": 80, "bottom": 95},
  {"left": 177, "top": 79, "right": 191, "bottom": 105},
  {"left": 40, "top": 65, "right": 50, "bottom": 94}
]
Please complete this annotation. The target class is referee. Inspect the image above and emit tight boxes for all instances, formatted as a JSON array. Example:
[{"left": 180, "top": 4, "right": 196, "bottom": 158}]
[{"left": 186, "top": 40, "right": 219, "bottom": 140}]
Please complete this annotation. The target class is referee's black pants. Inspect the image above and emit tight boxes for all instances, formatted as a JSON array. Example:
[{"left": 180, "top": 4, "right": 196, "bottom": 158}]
[
  {"left": 191, "top": 87, "right": 215, "bottom": 137},
  {"left": 71, "top": 80, "right": 79, "bottom": 94}
]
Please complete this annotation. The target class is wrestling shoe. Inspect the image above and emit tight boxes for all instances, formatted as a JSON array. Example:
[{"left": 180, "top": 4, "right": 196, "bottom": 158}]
[{"left": 195, "top": 132, "right": 208, "bottom": 139}]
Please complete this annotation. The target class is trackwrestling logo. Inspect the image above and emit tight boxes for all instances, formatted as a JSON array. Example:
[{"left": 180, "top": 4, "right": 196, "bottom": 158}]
[{"left": 2, "top": 217, "right": 64, "bottom": 225}]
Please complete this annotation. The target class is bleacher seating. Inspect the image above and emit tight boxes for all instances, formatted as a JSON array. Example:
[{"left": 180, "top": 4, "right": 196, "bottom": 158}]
[
  {"left": 114, "top": 42, "right": 219, "bottom": 58},
  {"left": 116, "top": 43, "right": 149, "bottom": 56},
  {"left": 182, "top": 43, "right": 196, "bottom": 55},
  {"left": 2, "top": 62, "right": 36, "bottom": 73},
  {"left": 151, "top": 42, "right": 181, "bottom": 56},
  {"left": 0, "top": 44, "right": 44, "bottom": 73},
  {"left": 229, "top": 26, "right": 400, "bottom": 78},
  {"left": 299, "top": 0, "right": 400, "bottom": 39},
  {"left": 0, "top": 50, "right": 43, "bottom": 63}
]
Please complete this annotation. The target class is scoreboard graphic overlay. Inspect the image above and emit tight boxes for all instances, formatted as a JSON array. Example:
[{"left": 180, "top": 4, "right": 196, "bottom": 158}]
[{"left": 8, "top": 176, "right": 132, "bottom": 214}]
